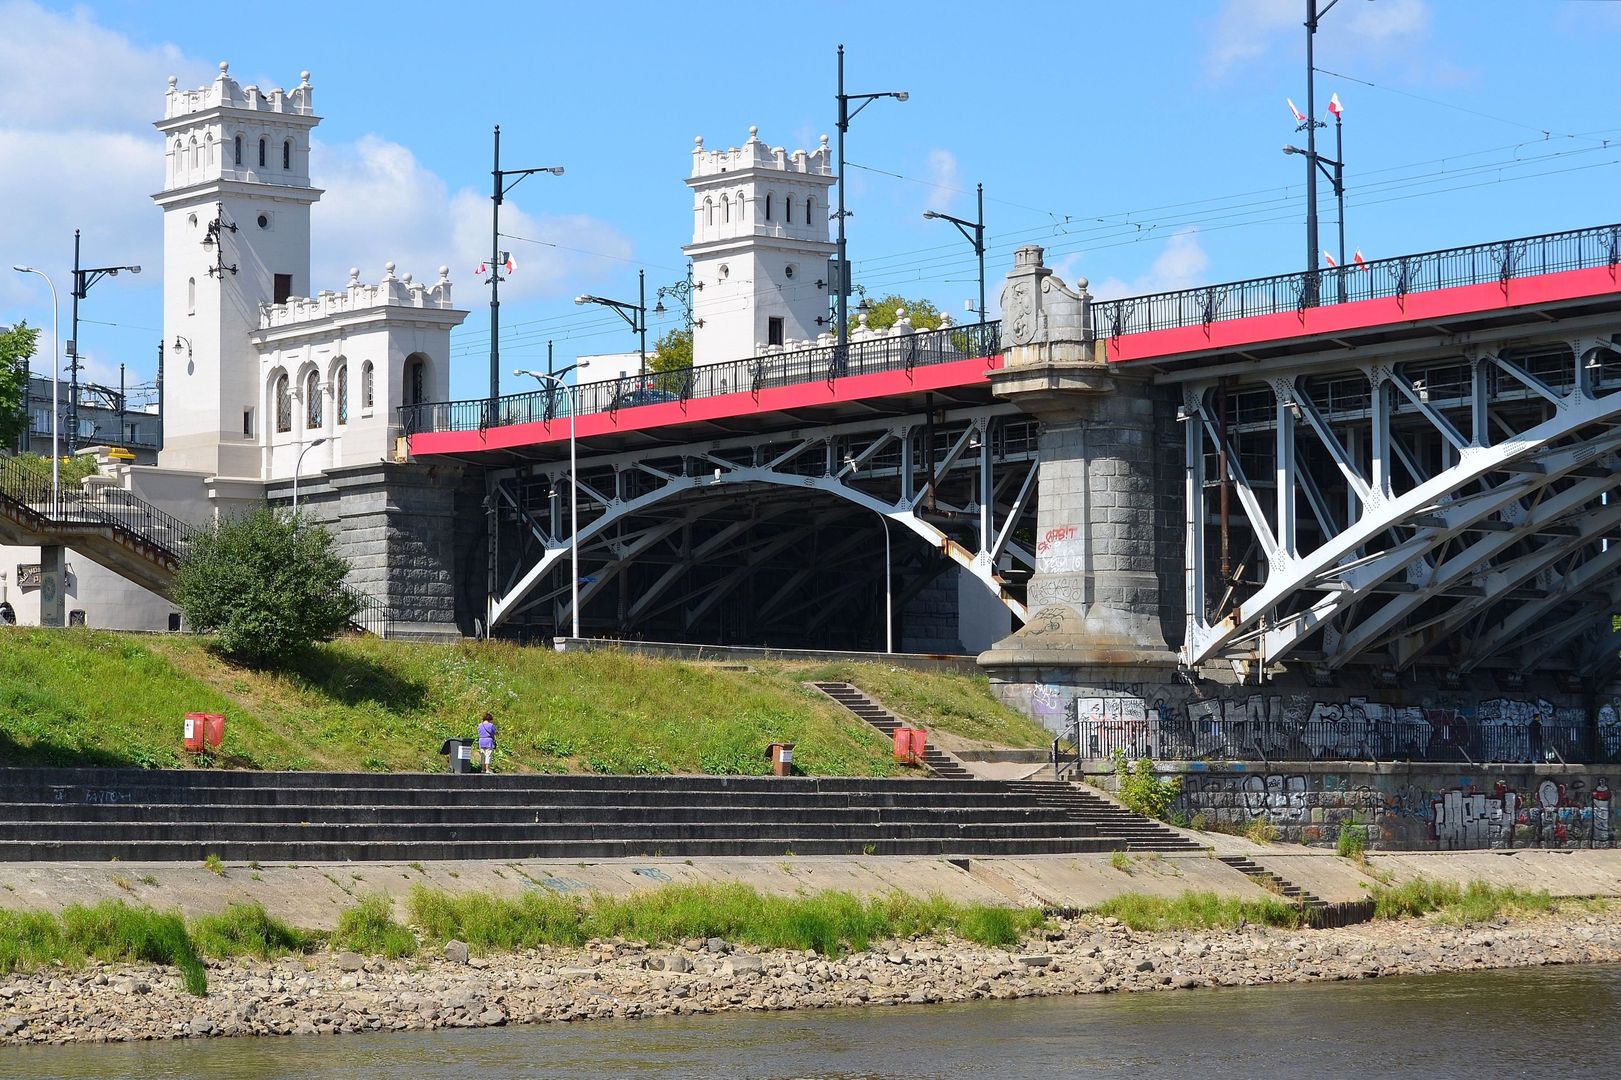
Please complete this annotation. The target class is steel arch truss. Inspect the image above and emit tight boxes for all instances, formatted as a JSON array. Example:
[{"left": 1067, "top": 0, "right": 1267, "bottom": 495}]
[
  {"left": 1182, "top": 331, "right": 1621, "bottom": 678},
  {"left": 485, "top": 403, "right": 1039, "bottom": 638}
]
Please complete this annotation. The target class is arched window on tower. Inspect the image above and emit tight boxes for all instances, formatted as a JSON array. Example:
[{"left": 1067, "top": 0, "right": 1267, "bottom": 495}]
[
  {"left": 275, "top": 374, "right": 291, "bottom": 433},
  {"left": 305, "top": 370, "right": 322, "bottom": 429},
  {"left": 283, "top": 139, "right": 291, "bottom": 170},
  {"left": 361, "top": 361, "right": 374, "bottom": 411},
  {"left": 705, "top": 198, "right": 714, "bottom": 227},
  {"left": 806, "top": 196, "right": 815, "bottom": 225},
  {"left": 765, "top": 193, "right": 772, "bottom": 222},
  {"left": 406, "top": 357, "right": 427, "bottom": 406},
  {"left": 336, "top": 363, "right": 349, "bottom": 425},
  {"left": 258, "top": 137, "right": 267, "bottom": 168},
  {"left": 234, "top": 134, "right": 243, "bottom": 165},
  {"left": 721, "top": 196, "right": 729, "bottom": 224},
  {"left": 187, "top": 277, "right": 195, "bottom": 315}
]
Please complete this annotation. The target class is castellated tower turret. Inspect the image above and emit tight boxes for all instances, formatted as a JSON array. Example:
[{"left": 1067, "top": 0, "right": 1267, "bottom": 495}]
[
  {"left": 153, "top": 62, "right": 321, "bottom": 477},
  {"left": 684, "top": 127, "right": 836, "bottom": 365}
]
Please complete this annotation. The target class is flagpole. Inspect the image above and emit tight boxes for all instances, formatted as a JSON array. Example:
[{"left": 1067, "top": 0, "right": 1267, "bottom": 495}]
[
  {"left": 1304, "top": 0, "right": 1320, "bottom": 293},
  {"left": 1335, "top": 109, "right": 1347, "bottom": 302}
]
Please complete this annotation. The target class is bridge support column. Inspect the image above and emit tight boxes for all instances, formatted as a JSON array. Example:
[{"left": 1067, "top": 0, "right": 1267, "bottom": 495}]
[
  {"left": 979, "top": 246, "right": 1180, "bottom": 723},
  {"left": 38, "top": 544, "right": 65, "bottom": 628}
]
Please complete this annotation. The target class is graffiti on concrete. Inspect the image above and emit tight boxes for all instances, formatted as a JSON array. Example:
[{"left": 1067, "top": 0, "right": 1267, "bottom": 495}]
[{"left": 1432, "top": 776, "right": 1614, "bottom": 849}]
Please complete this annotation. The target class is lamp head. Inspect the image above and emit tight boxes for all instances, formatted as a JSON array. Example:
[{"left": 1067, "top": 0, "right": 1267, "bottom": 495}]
[
  {"left": 574, "top": 295, "right": 592, "bottom": 306},
  {"left": 922, "top": 210, "right": 940, "bottom": 220},
  {"left": 894, "top": 91, "right": 909, "bottom": 102},
  {"left": 653, "top": 300, "right": 666, "bottom": 315},
  {"left": 311, "top": 437, "right": 327, "bottom": 448},
  {"left": 128, "top": 266, "right": 141, "bottom": 275},
  {"left": 1282, "top": 145, "right": 1302, "bottom": 156},
  {"left": 547, "top": 167, "right": 565, "bottom": 176},
  {"left": 11, "top": 265, "right": 32, "bottom": 273}
]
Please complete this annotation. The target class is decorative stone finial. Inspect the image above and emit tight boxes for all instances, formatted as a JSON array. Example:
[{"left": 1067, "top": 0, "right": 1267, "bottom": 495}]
[
  {"left": 819, "top": 135, "right": 830, "bottom": 148},
  {"left": 438, "top": 265, "right": 450, "bottom": 281},
  {"left": 748, "top": 125, "right": 759, "bottom": 139},
  {"left": 402, "top": 272, "right": 413, "bottom": 285},
  {"left": 694, "top": 136, "right": 704, "bottom": 148},
  {"left": 348, "top": 267, "right": 359, "bottom": 284},
  {"left": 168, "top": 75, "right": 177, "bottom": 89},
  {"left": 384, "top": 261, "right": 396, "bottom": 277},
  {"left": 299, "top": 70, "right": 311, "bottom": 85},
  {"left": 218, "top": 61, "right": 229, "bottom": 74}
]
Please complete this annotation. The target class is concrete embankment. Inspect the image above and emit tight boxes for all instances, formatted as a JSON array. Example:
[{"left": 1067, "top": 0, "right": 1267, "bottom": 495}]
[{"left": 4, "top": 902, "right": 1620, "bottom": 1045}]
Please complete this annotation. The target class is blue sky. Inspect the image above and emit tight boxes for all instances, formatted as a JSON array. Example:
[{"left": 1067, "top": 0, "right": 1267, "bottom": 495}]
[{"left": 4, "top": 0, "right": 1621, "bottom": 404}]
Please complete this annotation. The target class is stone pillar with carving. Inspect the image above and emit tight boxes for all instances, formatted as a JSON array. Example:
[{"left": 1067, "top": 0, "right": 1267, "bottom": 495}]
[{"left": 979, "top": 245, "right": 1178, "bottom": 680}]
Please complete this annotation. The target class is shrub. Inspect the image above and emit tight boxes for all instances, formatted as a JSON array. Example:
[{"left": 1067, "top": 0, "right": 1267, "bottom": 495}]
[
  {"left": 332, "top": 894, "right": 417, "bottom": 958},
  {"left": 1112, "top": 751, "right": 1182, "bottom": 822},
  {"left": 175, "top": 507, "right": 362, "bottom": 667},
  {"left": 1336, "top": 824, "right": 1368, "bottom": 860},
  {"left": 191, "top": 902, "right": 316, "bottom": 959}
]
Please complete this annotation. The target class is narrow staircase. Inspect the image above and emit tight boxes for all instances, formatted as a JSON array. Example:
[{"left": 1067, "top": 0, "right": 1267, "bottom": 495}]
[
  {"left": 811, "top": 681, "right": 975, "bottom": 780},
  {"left": 1217, "top": 854, "right": 1327, "bottom": 911},
  {"left": 1005, "top": 780, "right": 1205, "bottom": 853}
]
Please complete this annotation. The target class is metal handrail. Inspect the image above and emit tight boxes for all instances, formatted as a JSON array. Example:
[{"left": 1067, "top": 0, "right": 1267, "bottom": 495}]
[
  {"left": 0, "top": 454, "right": 193, "bottom": 563},
  {"left": 1090, "top": 220, "right": 1621, "bottom": 339},
  {"left": 401, "top": 319, "right": 1002, "bottom": 436}
]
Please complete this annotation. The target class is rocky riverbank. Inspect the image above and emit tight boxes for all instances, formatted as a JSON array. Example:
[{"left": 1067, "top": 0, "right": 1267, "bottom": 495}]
[{"left": 3, "top": 906, "right": 1620, "bottom": 1046}]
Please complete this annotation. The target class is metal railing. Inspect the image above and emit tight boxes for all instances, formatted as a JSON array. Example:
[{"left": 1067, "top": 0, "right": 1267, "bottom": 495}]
[
  {"left": 401, "top": 320, "right": 1002, "bottom": 436},
  {"left": 1091, "top": 221, "right": 1621, "bottom": 339},
  {"left": 346, "top": 586, "right": 394, "bottom": 639},
  {"left": 0, "top": 454, "right": 193, "bottom": 562},
  {"left": 1060, "top": 713, "right": 1595, "bottom": 765}
]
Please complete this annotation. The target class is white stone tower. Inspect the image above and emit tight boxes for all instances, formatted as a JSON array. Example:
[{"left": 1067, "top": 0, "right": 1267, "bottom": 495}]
[
  {"left": 684, "top": 127, "right": 837, "bottom": 365},
  {"left": 153, "top": 62, "right": 320, "bottom": 477}
]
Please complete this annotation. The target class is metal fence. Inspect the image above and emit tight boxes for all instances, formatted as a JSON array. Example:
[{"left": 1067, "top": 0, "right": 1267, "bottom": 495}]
[
  {"left": 0, "top": 454, "right": 193, "bottom": 562},
  {"left": 1052, "top": 711, "right": 1595, "bottom": 774},
  {"left": 1090, "top": 221, "right": 1621, "bottom": 338},
  {"left": 401, "top": 320, "right": 1002, "bottom": 436}
]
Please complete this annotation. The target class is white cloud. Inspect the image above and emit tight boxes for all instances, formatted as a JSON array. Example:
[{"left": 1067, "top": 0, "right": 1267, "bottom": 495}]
[
  {"left": 920, "top": 148, "right": 960, "bottom": 213},
  {"left": 1091, "top": 229, "right": 1211, "bottom": 300},
  {"left": 1205, "top": 0, "right": 1432, "bottom": 78}
]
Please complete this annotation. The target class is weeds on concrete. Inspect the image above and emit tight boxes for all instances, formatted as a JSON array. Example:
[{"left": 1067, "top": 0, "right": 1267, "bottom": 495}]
[
  {"left": 1243, "top": 820, "right": 1279, "bottom": 845},
  {"left": 191, "top": 902, "right": 317, "bottom": 960},
  {"left": 1336, "top": 825, "right": 1368, "bottom": 861},
  {"left": 0, "top": 901, "right": 207, "bottom": 995},
  {"left": 1111, "top": 751, "right": 1183, "bottom": 822},
  {"left": 330, "top": 894, "right": 417, "bottom": 959},
  {"left": 1093, "top": 890, "right": 1304, "bottom": 931},
  {"left": 203, "top": 854, "right": 226, "bottom": 876},
  {"left": 1109, "top": 851, "right": 1132, "bottom": 874},
  {"left": 1371, "top": 879, "right": 1556, "bottom": 924}
]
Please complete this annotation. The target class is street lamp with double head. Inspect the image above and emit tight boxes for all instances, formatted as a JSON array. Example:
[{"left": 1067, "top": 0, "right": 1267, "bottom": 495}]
[
  {"left": 575, "top": 271, "right": 648, "bottom": 381},
  {"left": 67, "top": 229, "right": 140, "bottom": 453},
  {"left": 923, "top": 182, "right": 986, "bottom": 325},
  {"left": 834, "top": 44, "right": 907, "bottom": 359}
]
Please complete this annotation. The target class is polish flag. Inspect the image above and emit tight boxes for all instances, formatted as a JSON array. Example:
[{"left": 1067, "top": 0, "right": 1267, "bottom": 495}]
[
  {"left": 1328, "top": 93, "right": 1344, "bottom": 119},
  {"left": 1322, "top": 250, "right": 1338, "bottom": 267},
  {"left": 475, "top": 262, "right": 487, "bottom": 275},
  {"left": 503, "top": 254, "right": 516, "bottom": 275},
  {"left": 1287, "top": 97, "right": 1307, "bottom": 123},
  {"left": 1353, "top": 249, "right": 1370, "bottom": 271}
]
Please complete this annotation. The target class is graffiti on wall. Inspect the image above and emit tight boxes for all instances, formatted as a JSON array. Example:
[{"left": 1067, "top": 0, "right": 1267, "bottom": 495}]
[
  {"left": 1024, "top": 680, "right": 1598, "bottom": 765},
  {"left": 1175, "top": 769, "right": 1618, "bottom": 850}
]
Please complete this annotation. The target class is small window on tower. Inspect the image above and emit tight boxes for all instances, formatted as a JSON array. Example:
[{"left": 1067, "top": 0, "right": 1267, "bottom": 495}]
[
  {"left": 765, "top": 193, "right": 772, "bottom": 222},
  {"left": 768, "top": 317, "right": 784, "bottom": 347},
  {"left": 187, "top": 277, "right": 195, "bottom": 315},
  {"left": 243, "top": 409, "right": 254, "bottom": 438},
  {"left": 282, "top": 139, "right": 291, "bottom": 169},
  {"left": 234, "top": 135, "right": 242, "bottom": 165},
  {"left": 273, "top": 274, "right": 292, "bottom": 304},
  {"left": 258, "top": 138, "right": 266, "bottom": 167}
]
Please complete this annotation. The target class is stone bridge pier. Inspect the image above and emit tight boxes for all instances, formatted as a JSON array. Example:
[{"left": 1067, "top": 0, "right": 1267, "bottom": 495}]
[{"left": 979, "top": 246, "right": 1185, "bottom": 724}]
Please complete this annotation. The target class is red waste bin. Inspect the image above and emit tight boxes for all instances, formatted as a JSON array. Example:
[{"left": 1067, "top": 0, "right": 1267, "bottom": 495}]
[
  {"left": 894, "top": 728, "right": 923, "bottom": 765},
  {"left": 908, "top": 728, "right": 929, "bottom": 762},
  {"left": 184, "top": 713, "right": 225, "bottom": 753}
]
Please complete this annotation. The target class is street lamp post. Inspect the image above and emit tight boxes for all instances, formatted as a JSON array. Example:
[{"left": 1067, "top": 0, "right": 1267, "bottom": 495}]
[
  {"left": 487, "top": 125, "right": 564, "bottom": 422},
  {"left": 834, "top": 44, "right": 907, "bottom": 359},
  {"left": 575, "top": 271, "right": 647, "bottom": 381},
  {"left": 514, "top": 363, "right": 587, "bottom": 640},
  {"left": 11, "top": 265, "right": 61, "bottom": 515},
  {"left": 923, "top": 182, "right": 986, "bottom": 324},
  {"left": 1283, "top": 141, "right": 1345, "bottom": 300},
  {"left": 291, "top": 437, "right": 327, "bottom": 515},
  {"left": 67, "top": 230, "right": 140, "bottom": 454}
]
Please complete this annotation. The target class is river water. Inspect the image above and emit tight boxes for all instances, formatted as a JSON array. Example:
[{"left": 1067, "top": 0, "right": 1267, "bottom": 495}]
[{"left": 4, "top": 964, "right": 1618, "bottom": 1078}]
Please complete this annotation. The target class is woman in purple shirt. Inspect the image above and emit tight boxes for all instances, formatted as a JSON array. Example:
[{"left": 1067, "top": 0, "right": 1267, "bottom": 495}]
[{"left": 477, "top": 712, "right": 497, "bottom": 773}]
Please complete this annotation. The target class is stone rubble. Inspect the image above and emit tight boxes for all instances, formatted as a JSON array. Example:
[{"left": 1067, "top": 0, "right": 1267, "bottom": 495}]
[{"left": 2, "top": 908, "right": 1619, "bottom": 1046}]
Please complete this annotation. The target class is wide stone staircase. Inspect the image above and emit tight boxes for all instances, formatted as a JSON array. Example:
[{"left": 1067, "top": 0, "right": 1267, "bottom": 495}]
[
  {"left": 0, "top": 768, "right": 1173, "bottom": 863},
  {"left": 1002, "top": 780, "right": 1205, "bottom": 853},
  {"left": 810, "top": 682, "right": 975, "bottom": 780}
]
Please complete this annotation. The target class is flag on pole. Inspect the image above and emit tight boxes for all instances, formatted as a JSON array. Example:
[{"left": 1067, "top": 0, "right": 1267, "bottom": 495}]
[
  {"left": 503, "top": 253, "right": 516, "bottom": 275},
  {"left": 1328, "top": 93, "right": 1343, "bottom": 119},
  {"left": 475, "top": 262, "right": 487, "bottom": 275},
  {"left": 1353, "top": 249, "right": 1369, "bottom": 271},
  {"left": 1322, "top": 250, "right": 1338, "bottom": 267},
  {"left": 1287, "top": 97, "right": 1307, "bottom": 123}
]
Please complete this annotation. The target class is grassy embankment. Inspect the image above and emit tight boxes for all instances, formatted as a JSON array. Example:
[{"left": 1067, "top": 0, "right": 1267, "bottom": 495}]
[
  {"left": 0, "top": 628, "right": 1045, "bottom": 775},
  {"left": 0, "top": 885, "right": 1046, "bottom": 996}
]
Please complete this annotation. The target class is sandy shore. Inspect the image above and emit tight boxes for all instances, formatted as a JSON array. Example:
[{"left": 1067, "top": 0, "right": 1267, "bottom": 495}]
[{"left": 3, "top": 906, "right": 1618, "bottom": 1045}]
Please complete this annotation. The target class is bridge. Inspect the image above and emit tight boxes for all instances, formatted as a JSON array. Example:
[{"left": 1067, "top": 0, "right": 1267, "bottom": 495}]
[{"left": 405, "top": 221, "right": 1621, "bottom": 692}]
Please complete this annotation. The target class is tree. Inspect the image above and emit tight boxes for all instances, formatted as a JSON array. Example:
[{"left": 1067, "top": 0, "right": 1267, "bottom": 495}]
[
  {"left": 651, "top": 327, "right": 693, "bottom": 372},
  {"left": 847, "top": 295, "right": 943, "bottom": 336},
  {"left": 174, "top": 508, "right": 362, "bottom": 667},
  {"left": 0, "top": 322, "right": 39, "bottom": 451}
]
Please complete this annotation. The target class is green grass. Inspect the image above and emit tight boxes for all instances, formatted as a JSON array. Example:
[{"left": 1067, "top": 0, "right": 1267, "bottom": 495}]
[
  {"left": 1092, "top": 890, "right": 1306, "bottom": 931},
  {"left": 0, "top": 900, "right": 207, "bottom": 995},
  {"left": 0, "top": 631, "right": 1052, "bottom": 775},
  {"left": 190, "top": 902, "right": 318, "bottom": 960},
  {"left": 330, "top": 894, "right": 417, "bottom": 958},
  {"left": 1336, "top": 824, "right": 1368, "bottom": 860},
  {"left": 405, "top": 883, "right": 1045, "bottom": 957},
  {"left": 1370, "top": 879, "right": 1558, "bottom": 924}
]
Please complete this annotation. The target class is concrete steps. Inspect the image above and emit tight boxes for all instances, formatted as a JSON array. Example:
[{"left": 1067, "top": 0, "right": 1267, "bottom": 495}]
[
  {"left": 1003, "top": 780, "right": 1206, "bottom": 853},
  {"left": 810, "top": 681, "right": 976, "bottom": 780},
  {"left": 0, "top": 767, "right": 1131, "bottom": 863},
  {"left": 1216, "top": 855, "right": 1327, "bottom": 908}
]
